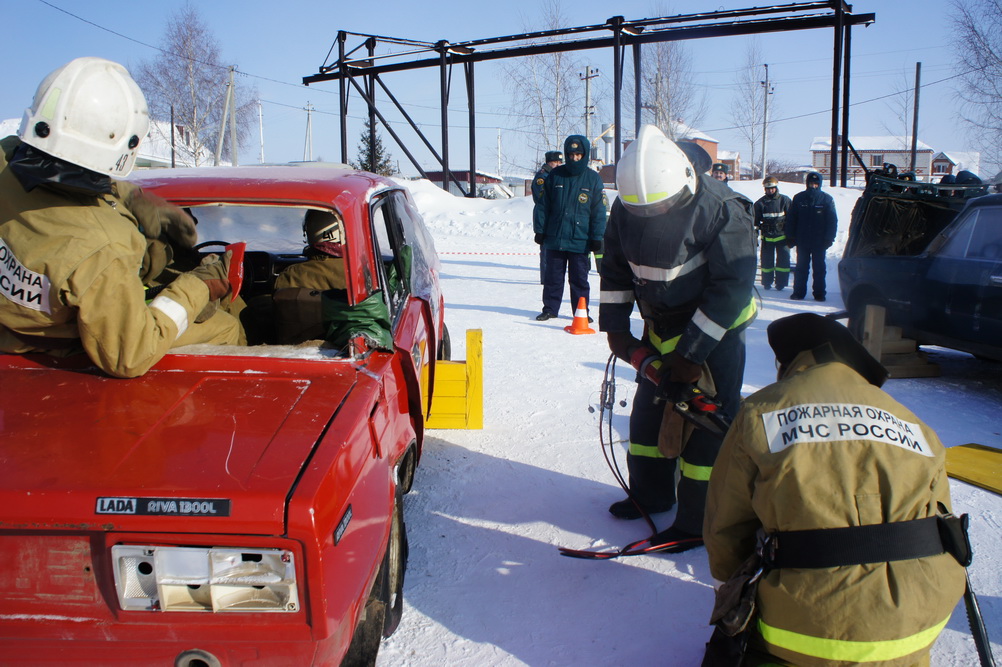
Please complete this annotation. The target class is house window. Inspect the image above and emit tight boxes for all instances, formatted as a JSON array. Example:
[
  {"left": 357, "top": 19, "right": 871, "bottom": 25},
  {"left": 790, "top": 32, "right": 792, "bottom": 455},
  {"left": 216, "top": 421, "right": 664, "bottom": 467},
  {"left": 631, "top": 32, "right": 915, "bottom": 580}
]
[{"left": 870, "top": 154, "right": 883, "bottom": 167}]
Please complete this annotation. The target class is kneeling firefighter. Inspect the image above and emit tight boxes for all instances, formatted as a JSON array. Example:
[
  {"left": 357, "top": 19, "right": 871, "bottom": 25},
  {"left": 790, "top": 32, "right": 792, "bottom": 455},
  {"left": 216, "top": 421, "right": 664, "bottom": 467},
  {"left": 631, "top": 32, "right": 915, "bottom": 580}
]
[
  {"left": 703, "top": 314, "right": 969, "bottom": 666},
  {"left": 599, "top": 124, "right": 757, "bottom": 548}
]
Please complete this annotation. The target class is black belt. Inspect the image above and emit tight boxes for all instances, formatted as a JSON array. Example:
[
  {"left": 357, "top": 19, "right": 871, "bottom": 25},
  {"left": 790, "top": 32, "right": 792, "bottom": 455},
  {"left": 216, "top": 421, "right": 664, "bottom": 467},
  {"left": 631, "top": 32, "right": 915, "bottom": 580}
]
[{"left": 761, "top": 514, "right": 971, "bottom": 570}]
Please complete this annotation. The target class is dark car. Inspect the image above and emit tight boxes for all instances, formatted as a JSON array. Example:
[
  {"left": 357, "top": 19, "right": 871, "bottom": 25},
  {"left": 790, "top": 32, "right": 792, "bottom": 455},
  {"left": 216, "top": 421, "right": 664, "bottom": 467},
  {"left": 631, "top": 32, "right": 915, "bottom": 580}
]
[{"left": 838, "top": 172, "right": 1001, "bottom": 361}]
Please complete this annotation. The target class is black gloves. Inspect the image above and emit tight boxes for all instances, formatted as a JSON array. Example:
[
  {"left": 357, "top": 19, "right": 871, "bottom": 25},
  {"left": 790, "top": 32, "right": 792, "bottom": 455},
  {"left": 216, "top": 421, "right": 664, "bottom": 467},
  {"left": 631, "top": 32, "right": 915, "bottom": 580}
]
[
  {"left": 534, "top": 233, "right": 545, "bottom": 245},
  {"left": 587, "top": 239, "right": 602, "bottom": 253}
]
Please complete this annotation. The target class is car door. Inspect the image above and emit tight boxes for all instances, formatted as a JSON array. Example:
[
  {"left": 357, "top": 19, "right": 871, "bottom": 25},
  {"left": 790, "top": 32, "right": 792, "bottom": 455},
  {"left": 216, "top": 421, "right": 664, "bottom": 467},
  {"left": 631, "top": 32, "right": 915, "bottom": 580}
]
[{"left": 925, "top": 205, "right": 1002, "bottom": 347}]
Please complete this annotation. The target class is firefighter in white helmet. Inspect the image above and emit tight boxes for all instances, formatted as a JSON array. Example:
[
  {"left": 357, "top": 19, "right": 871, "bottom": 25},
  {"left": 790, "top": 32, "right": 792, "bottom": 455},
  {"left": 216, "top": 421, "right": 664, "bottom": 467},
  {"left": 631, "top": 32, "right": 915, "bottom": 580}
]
[
  {"left": 0, "top": 57, "right": 243, "bottom": 378},
  {"left": 599, "top": 125, "right": 757, "bottom": 550}
]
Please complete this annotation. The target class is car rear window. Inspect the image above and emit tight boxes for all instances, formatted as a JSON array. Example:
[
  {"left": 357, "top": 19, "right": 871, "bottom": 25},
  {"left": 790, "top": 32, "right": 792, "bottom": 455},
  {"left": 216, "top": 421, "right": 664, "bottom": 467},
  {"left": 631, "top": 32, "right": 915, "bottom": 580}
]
[{"left": 187, "top": 205, "right": 324, "bottom": 254}]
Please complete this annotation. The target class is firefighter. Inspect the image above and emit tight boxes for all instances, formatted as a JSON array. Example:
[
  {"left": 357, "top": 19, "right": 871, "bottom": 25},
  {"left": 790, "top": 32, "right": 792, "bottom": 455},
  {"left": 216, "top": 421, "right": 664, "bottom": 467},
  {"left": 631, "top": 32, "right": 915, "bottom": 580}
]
[
  {"left": 753, "top": 176, "right": 792, "bottom": 291},
  {"left": 703, "top": 313, "right": 966, "bottom": 666},
  {"left": 599, "top": 124, "right": 757, "bottom": 549},
  {"left": 0, "top": 57, "right": 243, "bottom": 378}
]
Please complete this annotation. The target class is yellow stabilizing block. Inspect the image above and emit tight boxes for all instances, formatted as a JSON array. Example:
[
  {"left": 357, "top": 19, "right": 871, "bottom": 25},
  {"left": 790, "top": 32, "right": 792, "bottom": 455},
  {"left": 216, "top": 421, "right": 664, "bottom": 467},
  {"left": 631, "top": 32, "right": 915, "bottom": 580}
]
[
  {"left": 424, "top": 329, "right": 483, "bottom": 430},
  {"left": 946, "top": 444, "right": 1002, "bottom": 496}
]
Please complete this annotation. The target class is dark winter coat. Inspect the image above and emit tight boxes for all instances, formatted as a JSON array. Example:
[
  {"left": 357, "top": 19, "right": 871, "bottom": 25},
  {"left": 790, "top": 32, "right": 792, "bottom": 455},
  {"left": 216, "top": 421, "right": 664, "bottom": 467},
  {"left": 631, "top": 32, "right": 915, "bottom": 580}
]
[
  {"left": 533, "top": 136, "right": 606, "bottom": 255},
  {"left": 753, "top": 192, "right": 792, "bottom": 240},
  {"left": 530, "top": 164, "right": 553, "bottom": 205},
  {"left": 599, "top": 174, "right": 757, "bottom": 364},
  {"left": 786, "top": 187, "right": 837, "bottom": 249}
]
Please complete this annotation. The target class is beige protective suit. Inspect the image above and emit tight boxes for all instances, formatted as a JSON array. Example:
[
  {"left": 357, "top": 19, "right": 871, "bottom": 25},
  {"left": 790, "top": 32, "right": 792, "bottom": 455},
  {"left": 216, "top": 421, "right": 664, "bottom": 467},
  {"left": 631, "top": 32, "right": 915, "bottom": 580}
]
[
  {"left": 705, "top": 351, "right": 965, "bottom": 667},
  {"left": 0, "top": 137, "right": 242, "bottom": 378}
]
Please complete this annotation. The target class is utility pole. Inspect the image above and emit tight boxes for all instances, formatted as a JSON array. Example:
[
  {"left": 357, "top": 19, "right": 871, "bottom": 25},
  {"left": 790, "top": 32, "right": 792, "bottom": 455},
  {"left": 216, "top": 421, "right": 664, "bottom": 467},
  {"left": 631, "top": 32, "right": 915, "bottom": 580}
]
[
  {"left": 910, "top": 62, "right": 921, "bottom": 174},
  {"left": 303, "top": 103, "right": 313, "bottom": 162},
  {"left": 214, "top": 66, "right": 235, "bottom": 166},
  {"left": 760, "top": 63, "right": 773, "bottom": 179},
  {"left": 228, "top": 67, "right": 239, "bottom": 166},
  {"left": 580, "top": 67, "right": 600, "bottom": 142},
  {"left": 258, "top": 100, "right": 265, "bottom": 164}
]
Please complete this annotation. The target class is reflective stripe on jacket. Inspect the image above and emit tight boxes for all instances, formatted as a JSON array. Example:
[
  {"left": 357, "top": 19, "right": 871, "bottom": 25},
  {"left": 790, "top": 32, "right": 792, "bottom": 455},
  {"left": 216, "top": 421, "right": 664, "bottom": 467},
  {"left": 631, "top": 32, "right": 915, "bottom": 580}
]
[
  {"left": 0, "top": 136, "right": 214, "bottom": 378},
  {"left": 599, "top": 174, "right": 757, "bottom": 364},
  {"left": 753, "top": 192, "right": 791, "bottom": 239}
]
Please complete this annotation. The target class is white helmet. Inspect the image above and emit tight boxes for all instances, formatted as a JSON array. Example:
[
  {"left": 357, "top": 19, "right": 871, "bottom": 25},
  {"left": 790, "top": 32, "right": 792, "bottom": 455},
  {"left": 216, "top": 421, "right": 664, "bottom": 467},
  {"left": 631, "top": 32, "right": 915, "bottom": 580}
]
[
  {"left": 19, "top": 57, "right": 150, "bottom": 177},
  {"left": 616, "top": 124, "right": 697, "bottom": 217}
]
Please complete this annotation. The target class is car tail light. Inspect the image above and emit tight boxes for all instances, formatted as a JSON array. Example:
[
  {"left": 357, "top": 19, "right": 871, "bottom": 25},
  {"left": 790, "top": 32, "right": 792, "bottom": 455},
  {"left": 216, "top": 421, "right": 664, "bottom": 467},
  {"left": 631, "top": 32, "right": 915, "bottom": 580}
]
[{"left": 111, "top": 545, "right": 299, "bottom": 613}]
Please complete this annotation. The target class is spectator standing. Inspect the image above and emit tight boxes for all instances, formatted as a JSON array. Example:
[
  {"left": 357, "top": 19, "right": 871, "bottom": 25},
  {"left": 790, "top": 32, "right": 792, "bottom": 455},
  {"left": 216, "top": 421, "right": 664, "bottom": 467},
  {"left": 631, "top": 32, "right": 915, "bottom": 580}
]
[
  {"left": 703, "top": 313, "right": 966, "bottom": 666},
  {"left": 786, "top": 171, "right": 837, "bottom": 301},
  {"left": 600, "top": 125, "right": 757, "bottom": 548},
  {"left": 711, "top": 163, "right": 730, "bottom": 183},
  {"left": 531, "top": 150, "right": 563, "bottom": 284},
  {"left": 753, "top": 176, "right": 792, "bottom": 291},
  {"left": 533, "top": 136, "right": 606, "bottom": 321}
]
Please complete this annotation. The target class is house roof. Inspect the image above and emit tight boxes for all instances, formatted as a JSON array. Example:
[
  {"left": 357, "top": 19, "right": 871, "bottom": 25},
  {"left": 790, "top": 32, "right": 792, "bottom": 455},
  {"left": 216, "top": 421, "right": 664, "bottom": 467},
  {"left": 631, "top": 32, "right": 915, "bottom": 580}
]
[
  {"left": 810, "top": 135, "right": 934, "bottom": 152},
  {"left": 670, "top": 120, "right": 718, "bottom": 144},
  {"left": 932, "top": 151, "right": 980, "bottom": 173}
]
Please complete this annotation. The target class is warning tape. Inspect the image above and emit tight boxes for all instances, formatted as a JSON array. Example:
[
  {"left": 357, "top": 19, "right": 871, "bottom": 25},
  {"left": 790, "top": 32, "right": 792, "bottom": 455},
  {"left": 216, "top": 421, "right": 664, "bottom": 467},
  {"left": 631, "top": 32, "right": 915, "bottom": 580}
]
[{"left": 436, "top": 249, "right": 537, "bottom": 254}]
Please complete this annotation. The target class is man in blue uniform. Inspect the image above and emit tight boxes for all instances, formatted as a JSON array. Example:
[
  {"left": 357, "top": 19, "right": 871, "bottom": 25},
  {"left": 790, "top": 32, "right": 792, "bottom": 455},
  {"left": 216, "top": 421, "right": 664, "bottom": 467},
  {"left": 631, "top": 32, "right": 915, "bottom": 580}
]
[
  {"left": 786, "top": 171, "right": 837, "bottom": 301},
  {"left": 533, "top": 136, "right": 606, "bottom": 321},
  {"left": 531, "top": 150, "right": 562, "bottom": 284}
]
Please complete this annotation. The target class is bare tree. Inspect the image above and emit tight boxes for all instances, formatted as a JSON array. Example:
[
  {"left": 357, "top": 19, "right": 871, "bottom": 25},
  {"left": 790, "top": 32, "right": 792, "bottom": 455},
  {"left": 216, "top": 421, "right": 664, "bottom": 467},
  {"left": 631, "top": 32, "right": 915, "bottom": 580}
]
[
  {"left": 951, "top": 0, "right": 1002, "bottom": 176},
  {"left": 135, "top": 5, "right": 257, "bottom": 166},
  {"left": 500, "top": 0, "right": 582, "bottom": 173},
  {"left": 729, "top": 42, "right": 767, "bottom": 179},
  {"left": 625, "top": 2, "right": 707, "bottom": 140},
  {"left": 879, "top": 68, "right": 918, "bottom": 152}
]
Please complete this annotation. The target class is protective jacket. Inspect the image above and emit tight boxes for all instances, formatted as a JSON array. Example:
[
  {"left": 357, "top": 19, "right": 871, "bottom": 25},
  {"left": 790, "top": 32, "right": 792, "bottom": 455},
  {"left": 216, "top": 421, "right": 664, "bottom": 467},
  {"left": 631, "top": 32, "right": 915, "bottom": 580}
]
[
  {"left": 533, "top": 136, "right": 606, "bottom": 255},
  {"left": 0, "top": 136, "right": 230, "bottom": 378},
  {"left": 786, "top": 187, "right": 837, "bottom": 248},
  {"left": 753, "top": 192, "right": 791, "bottom": 241},
  {"left": 705, "top": 352, "right": 965, "bottom": 666},
  {"left": 530, "top": 164, "right": 553, "bottom": 205},
  {"left": 599, "top": 174, "right": 757, "bottom": 364}
]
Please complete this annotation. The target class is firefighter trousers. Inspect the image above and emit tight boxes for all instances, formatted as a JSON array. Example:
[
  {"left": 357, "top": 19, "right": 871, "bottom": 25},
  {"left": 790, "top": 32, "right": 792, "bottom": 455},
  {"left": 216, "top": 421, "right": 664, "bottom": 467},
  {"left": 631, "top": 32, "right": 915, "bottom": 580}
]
[{"left": 624, "top": 329, "right": 746, "bottom": 535}]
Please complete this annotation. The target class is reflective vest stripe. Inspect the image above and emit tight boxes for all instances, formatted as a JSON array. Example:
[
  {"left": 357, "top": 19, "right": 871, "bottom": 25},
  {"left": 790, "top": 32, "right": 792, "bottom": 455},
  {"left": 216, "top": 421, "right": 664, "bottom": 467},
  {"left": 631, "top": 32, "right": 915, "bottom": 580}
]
[
  {"left": 763, "top": 235, "right": 787, "bottom": 243},
  {"left": 629, "top": 442, "right": 665, "bottom": 459},
  {"left": 622, "top": 191, "right": 669, "bottom": 205},
  {"left": 693, "top": 309, "right": 727, "bottom": 342},
  {"left": 601, "top": 289, "right": 634, "bottom": 304},
  {"left": 628, "top": 251, "right": 706, "bottom": 282},
  {"left": 757, "top": 616, "right": 949, "bottom": 663},
  {"left": 679, "top": 456, "right": 712, "bottom": 481},
  {"left": 761, "top": 212, "right": 785, "bottom": 218},
  {"left": 648, "top": 297, "right": 756, "bottom": 355}
]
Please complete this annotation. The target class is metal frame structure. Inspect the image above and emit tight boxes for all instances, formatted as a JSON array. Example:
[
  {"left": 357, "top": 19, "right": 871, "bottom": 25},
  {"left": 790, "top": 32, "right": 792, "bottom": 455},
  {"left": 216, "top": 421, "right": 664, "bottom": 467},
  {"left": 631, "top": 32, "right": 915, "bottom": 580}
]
[{"left": 303, "top": 1, "right": 875, "bottom": 193}]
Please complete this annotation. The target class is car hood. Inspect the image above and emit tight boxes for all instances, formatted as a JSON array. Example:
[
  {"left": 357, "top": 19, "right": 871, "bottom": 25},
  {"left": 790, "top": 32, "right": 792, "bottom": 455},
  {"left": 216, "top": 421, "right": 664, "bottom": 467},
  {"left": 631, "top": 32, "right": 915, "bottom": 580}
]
[{"left": 0, "top": 355, "right": 356, "bottom": 536}]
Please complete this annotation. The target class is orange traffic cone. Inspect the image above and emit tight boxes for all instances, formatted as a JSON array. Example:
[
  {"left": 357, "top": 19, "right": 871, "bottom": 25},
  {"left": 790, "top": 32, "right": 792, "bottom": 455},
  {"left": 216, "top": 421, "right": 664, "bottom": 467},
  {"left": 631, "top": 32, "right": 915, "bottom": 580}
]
[{"left": 564, "top": 297, "right": 596, "bottom": 335}]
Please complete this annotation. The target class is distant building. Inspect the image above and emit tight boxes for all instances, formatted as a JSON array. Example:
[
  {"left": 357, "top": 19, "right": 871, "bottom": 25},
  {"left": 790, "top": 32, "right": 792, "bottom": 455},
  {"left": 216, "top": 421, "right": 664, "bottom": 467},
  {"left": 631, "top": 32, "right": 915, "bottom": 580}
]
[
  {"left": 931, "top": 151, "right": 981, "bottom": 178},
  {"left": 424, "top": 170, "right": 504, "bottom": 197},
  {"left": 811, "top": 135, "right": 934, "bottom": 183},
  {"left": 717, "top": 149, "right": 741, "bottom": 180}
]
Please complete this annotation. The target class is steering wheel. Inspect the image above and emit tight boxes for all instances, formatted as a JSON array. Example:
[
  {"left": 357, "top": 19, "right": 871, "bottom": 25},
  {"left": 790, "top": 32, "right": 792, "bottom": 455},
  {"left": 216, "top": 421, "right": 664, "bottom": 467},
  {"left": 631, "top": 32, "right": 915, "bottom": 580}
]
[{"left": 194, "top": 240, "right": 230, "bottom": 251}]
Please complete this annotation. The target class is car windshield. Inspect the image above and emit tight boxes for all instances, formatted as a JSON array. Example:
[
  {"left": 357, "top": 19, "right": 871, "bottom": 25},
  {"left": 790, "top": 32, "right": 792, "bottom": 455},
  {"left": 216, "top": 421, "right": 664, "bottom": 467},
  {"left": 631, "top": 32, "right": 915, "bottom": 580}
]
[
  {"left": 187, "top": 205, "right": 319, "bottom": 254},
  {"left": 939, "top": 206, "right": 1002, "bottom": 260}
]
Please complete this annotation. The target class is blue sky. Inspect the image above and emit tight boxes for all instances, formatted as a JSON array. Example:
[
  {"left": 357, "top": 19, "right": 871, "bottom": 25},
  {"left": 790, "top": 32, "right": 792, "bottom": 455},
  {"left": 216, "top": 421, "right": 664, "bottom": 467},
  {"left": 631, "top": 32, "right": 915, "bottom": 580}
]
[{"left": 3, "top": 1, "right": 977, "bottom": 177}]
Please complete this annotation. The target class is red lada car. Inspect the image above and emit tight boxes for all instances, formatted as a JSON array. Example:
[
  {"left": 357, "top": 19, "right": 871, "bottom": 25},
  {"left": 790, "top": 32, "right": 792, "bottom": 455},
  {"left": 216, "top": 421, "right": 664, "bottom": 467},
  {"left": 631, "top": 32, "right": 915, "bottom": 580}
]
[{"left": 0, "top": 165, "right": 447, "bottom": 665}]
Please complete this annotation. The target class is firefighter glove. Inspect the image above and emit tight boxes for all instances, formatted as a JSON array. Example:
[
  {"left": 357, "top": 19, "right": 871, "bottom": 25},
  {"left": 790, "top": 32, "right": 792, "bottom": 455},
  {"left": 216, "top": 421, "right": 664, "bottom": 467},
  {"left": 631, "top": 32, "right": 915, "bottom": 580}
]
[
  {"left": 189, "top": 251, "right": 232, "bottom": 302},
  {"left": 126, "top": 188, "right": 198, "bottom": 249},
  {"left": 665, "top": 351, "right": 703, "bottom": 384},
  {"left": 606, "top": 330, "right": 641, "bottom": 362}
]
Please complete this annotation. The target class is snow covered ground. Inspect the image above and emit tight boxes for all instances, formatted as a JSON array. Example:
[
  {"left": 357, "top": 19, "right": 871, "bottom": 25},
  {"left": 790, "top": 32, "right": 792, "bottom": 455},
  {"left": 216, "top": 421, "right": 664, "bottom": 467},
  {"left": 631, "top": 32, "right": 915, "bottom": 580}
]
[{"left": 376, "top": 177, "right": 1001, "bottom": 666}]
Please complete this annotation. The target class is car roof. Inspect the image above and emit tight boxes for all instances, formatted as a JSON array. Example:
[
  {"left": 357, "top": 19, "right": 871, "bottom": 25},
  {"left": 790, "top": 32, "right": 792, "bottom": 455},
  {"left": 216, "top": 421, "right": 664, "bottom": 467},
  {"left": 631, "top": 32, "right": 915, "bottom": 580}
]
[
  {"left": 127, "top": 164, "right": 399, "bottom": 208},
  {"left": 964, "top": 192, "right": 1002, "bottom": 210}
]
